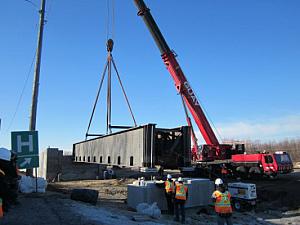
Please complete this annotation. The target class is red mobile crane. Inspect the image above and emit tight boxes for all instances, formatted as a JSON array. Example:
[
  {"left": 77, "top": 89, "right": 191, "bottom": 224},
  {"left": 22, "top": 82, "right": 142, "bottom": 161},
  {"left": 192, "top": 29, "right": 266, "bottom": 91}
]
[
  {"left": 133, "top": 0, "right": 293, "bottom": 178},
  {"left": 133, "top": 0, "right": 233, "bottom": 162}
]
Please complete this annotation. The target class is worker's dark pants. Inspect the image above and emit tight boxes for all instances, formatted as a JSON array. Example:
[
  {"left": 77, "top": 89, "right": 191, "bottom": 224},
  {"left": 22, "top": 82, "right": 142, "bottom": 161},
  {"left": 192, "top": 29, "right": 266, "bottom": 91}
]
[
  {"left": 217, "top": 214, "right": 233, "bottom": 225},
  {"left": 174, "top": 199, "right": 185, "bottom": 223},
  {"left": 165, "top": 192, "right": 174, "bottom": 215},
  {"left": 8, "top": 179, "right": 19, "bottom": 204},
  {"left": 0, "top": 179, "right": 9, "bottom": 212}
]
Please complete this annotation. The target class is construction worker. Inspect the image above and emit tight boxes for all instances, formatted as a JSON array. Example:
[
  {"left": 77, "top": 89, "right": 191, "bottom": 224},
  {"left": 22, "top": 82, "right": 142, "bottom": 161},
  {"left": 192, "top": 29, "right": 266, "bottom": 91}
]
[
  {"left": 212, "top": 178, "right": 233, "bottom": 225},
  {"left": 158, "top": 165, "right": 164, "bottom": 177},
  {"left": 8, "top": 152, "right": 19, "bottom": 205},
  {"left": 0, "top": 168, "right": 8, "bottom": 214},
  {"left": 174, "top": 177, "right": 188, "bottom": 224},
  {"left": 0, "top": 169, "right": 4, "bottom": 218},
  {"left": 164, "top": 174, "right": 175, "bottom": 214},
  {"left": 221, "top": 164, "right": 229, "bottom": 182}
]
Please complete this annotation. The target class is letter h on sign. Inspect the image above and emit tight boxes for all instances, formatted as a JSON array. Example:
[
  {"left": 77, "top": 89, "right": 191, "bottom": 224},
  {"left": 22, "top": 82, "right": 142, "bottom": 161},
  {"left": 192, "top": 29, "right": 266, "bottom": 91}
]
[{"left": 17, "top": 135, "right": 34, "bottom": 153}]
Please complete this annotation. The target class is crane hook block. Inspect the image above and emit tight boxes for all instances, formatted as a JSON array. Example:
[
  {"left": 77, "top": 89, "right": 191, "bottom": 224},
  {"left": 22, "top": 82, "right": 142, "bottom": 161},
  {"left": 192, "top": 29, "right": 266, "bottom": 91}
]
[{"left": 106, "top": 39, "right": 114, "bottom": 52}]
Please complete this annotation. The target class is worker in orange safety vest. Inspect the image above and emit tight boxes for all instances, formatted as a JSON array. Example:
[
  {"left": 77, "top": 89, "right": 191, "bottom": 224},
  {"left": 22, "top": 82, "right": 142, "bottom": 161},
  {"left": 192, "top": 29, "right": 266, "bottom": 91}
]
[
  {"left": 221, "top": 164, "right": 231, "bottom": 183},
  {"left": 212, "top": 178, "right": 233, "bottom": 225},
  {"left": 0, "top": 168, "right": 8, "bottom": 216},
  {"left": 173, "top": 177, "right": 188, "bottom": 224},
  {"left": 164, "top": 174, "right": 175, "bottom": 215}
]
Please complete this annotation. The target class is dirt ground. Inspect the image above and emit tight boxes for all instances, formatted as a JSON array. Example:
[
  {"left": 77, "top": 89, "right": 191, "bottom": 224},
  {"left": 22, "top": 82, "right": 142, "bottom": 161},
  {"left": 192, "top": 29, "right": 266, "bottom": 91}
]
[{"left": 2, "top": 170, "right": 300, "bottom": 225}]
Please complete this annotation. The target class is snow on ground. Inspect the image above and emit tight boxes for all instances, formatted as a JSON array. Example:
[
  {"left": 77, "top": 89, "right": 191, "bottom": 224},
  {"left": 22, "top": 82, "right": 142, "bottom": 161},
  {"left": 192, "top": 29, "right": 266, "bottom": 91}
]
[{"left": 70, "top": 202, "right": 165, "bottom": 225}]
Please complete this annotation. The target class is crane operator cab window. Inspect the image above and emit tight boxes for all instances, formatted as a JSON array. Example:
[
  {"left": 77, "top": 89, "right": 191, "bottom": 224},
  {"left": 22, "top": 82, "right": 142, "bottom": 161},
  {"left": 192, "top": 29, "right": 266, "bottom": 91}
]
[{"left": 264, "top": 155, "right": 274, "bottom": 164}]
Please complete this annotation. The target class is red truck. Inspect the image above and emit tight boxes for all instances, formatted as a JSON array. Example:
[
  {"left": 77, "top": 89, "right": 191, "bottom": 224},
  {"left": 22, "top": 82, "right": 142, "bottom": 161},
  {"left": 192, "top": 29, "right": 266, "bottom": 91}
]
[
  {"left": 231, "top": 151, "right": 293, "bottom": 178},
  {"left": 134, "top": 0, "right": 293, "bottom": 179}
]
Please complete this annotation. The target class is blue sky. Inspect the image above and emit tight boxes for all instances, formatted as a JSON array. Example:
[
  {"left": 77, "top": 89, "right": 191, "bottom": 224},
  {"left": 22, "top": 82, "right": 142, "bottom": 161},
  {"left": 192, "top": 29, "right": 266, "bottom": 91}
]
[{"left": 1, "top": 0, "right": 300, "bottom": 151}]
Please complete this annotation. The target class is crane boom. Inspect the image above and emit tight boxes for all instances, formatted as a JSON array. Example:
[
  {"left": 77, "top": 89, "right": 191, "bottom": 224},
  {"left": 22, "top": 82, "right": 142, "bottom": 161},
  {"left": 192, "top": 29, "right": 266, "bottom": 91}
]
[{"left": 133, "top": 0, "right": 224, "bottom": 160}]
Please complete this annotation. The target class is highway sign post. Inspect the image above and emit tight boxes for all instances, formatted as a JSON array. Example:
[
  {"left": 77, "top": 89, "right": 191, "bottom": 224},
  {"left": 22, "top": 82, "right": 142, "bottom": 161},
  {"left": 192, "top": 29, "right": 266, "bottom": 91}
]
[{"left": 11, "top": 131, "right": 39, "bottom": 169}]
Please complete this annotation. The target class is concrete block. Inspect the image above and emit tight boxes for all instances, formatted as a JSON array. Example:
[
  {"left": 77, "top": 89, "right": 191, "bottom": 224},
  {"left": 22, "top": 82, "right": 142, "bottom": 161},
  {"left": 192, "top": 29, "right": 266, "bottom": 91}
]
[
  {"left": 127, "top": 185, "right": 148, "bottom": 209},
  {"left": 127, "top": 178, "right": 214, "bottom": 211},
  {"left": 145, "top": 183, "right": 168, "bottom": 210}
]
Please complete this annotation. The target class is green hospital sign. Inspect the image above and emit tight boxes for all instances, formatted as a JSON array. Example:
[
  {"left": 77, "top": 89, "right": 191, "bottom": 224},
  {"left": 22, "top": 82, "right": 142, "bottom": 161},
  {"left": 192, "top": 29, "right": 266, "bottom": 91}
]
[{"left": 11, "top": 131, "right": 39, "bottom": 169}]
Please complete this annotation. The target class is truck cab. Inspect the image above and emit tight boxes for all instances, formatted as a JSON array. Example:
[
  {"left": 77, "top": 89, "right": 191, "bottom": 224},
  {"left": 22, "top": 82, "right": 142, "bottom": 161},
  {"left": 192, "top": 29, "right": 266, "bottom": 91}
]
[
  {"left": 260, "top": 153, "right": 277, "bottom": 176},
  {"left": 273, "top": 151, "right": 293, "bottom": 174},
  {"left": 231, "top": 153, "right": 277, "bottom": 178}
]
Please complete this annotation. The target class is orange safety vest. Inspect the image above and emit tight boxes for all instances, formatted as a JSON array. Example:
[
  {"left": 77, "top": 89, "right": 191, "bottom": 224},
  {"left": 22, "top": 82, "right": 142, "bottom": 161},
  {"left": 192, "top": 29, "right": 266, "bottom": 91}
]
[
  {"left": 212, "top": 190, "right": 232, "bottom": 213},
  {"left": 165, "top": 180, "right": 174, "bottom": 193},
  {"left": 175, "top": 183, "right": 188, "bottom": 200},
  {"left": 221, "top": 168, "right": 228, "bottom": 174},
  {"left": 0, "top": 198, "right": 3, "bottom": 218}
]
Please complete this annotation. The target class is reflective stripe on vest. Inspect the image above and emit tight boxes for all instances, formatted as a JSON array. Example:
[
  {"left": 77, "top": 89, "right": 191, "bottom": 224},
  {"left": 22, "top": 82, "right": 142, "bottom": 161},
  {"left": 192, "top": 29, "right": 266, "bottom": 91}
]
[
  {"left": 165, "top": 180, "right": 174, "bottom": 193},
  {"left": 214, "top": 191, "right": 232, "bottom": 213},
  {"left": 175, "top": 183, "right": 187, "bottom": 200}
]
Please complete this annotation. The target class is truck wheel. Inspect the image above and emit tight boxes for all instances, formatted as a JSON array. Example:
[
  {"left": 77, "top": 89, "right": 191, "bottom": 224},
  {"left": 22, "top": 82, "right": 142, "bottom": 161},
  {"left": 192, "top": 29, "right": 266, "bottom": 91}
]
[
  {"left": 233, "top": 200, "right": 242, "bottom": 211},
  {"left": 236, "top": 166, "right": 247, "bottom": 179},
  {"left": 269, "top": 173, "right": 277, "bottom": 179}
]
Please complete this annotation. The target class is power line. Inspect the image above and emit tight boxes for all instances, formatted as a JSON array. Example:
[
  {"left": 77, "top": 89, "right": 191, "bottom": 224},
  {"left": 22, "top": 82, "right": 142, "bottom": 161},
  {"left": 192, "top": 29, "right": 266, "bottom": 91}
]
[
  {"left": 2, "top": 0, "right": 40, "bottom": 135},
  {"left": 6, "top": 49, "right": 37, "bottom": 133},
  {"left": 45, "top": 0, "right": 54, "bottom": 22},
  {"left": 24, "top": 0, "right": 38, "bottom": 10}
]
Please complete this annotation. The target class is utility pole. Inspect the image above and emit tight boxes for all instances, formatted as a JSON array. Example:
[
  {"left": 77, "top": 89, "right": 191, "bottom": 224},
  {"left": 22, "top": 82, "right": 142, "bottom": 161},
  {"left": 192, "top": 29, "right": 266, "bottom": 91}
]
[{"left": 27, "top": 0, "right": 46, "bottom": 176}]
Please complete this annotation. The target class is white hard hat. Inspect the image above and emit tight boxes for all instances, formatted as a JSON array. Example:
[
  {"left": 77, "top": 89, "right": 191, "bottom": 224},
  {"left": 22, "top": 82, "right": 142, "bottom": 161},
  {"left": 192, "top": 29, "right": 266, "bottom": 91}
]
[
  {"left": 178, "top": 177, "right": 183, "bottom": 182},
  {"left": 167, "top": 174, "right": 172, "bottom": 179},
  {"left": 215, "top": 178, "right": 223, "bottom": 185}
]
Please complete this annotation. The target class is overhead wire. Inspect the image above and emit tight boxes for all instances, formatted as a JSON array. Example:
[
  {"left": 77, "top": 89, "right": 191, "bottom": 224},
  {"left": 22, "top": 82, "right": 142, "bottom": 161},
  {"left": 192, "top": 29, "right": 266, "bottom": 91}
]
[
  {"left": 45, "top": 0, "right": 54, "bottom": 22},
  {"left": 24, "top": 0, "right": 38, "bottom": 10},
  {"left": 6, "top": 49, "right": 37, "bottom": 133},
  {"left": 5, "top": 0, "right": 45, "bottom": 133}
]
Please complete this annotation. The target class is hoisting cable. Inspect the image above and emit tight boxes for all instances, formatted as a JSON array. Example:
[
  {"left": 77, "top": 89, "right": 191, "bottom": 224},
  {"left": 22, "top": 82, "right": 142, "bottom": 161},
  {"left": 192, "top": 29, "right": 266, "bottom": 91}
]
[
  {"left": 86, "top": 0, "right": 136, "bottom": 139},
  {"left": 180, "top": 94, "right": 198, "bottom": 148},
  {"left": 111, "top": 58, "right": 137, "bottom": 127},
  {"left": 85, "top": 61, "right": 109, "bottom": 139},
  {"left": 105, "top": 0, "right": 136, "bottom": 128},
  {"left": 112, "top": 0, "right": 115, "bottom": 40},
  {"left": 193, "top": 86, "right": 224, "bottom": 144},
  {"left": 106, "top": 0, "right": 115, "bottom": 40},
  {"left": 106, "top": 0, "right": 109, "bottom": 40},
  {"left": 106, "top": 49, "right": 112, "bottom": 134}
]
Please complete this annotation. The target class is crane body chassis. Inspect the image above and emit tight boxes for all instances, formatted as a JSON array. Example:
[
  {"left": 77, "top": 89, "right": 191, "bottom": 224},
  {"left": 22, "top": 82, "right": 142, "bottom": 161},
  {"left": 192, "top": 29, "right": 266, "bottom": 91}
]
[{"left": 133, "top": 0, "right": 293, "bottom": 178}]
